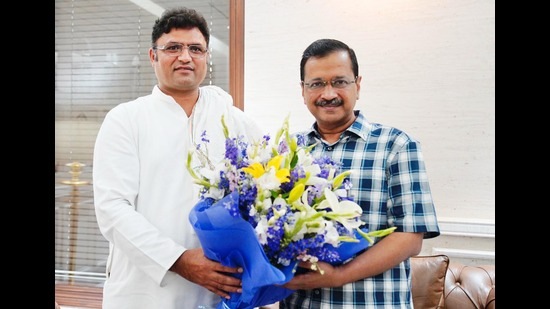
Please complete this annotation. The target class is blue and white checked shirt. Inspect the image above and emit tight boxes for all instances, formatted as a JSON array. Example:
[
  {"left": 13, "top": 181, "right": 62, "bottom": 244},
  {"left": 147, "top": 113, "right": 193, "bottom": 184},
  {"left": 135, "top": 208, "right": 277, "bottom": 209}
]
[{"left": 280, "top": 110, "right": 440, "bottom": 309}]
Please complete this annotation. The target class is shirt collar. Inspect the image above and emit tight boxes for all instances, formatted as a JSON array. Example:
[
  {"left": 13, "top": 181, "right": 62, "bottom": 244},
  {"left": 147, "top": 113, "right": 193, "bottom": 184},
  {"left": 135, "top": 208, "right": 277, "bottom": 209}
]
[{"left": 304, "top": 110, "right": 371, "bottom": 142}]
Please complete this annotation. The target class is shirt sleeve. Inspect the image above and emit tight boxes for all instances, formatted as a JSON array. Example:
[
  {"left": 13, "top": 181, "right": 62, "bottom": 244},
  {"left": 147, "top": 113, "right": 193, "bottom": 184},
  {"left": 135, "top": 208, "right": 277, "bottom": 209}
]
[
  {"left": 93, "top": 103, "right": 186, "bottom": 286},
  {"left": 386, "top": 133, "right": 440, "bottom": 239}
]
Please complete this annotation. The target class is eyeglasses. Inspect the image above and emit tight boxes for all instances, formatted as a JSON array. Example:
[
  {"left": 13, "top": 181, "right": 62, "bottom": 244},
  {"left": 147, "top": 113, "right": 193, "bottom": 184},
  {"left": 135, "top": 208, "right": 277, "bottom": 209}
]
[
  {"left": 153, "top": 43, "right": 208, "bottom": 58},
  {"left": 302, "top": 77, "right": 357, "bottom": 91}
]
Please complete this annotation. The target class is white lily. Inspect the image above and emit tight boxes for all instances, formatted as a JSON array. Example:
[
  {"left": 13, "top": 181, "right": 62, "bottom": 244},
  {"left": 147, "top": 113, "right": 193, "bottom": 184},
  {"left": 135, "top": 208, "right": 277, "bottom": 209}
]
[
  {"left": 255, "top": 217, "right": 269, "bottom": 245},
  {"left": 317, "top": 187, "right": 364, "bottom": 231},
  {"left": 323, "top": 221, "right": 340, "bottom": 246}
]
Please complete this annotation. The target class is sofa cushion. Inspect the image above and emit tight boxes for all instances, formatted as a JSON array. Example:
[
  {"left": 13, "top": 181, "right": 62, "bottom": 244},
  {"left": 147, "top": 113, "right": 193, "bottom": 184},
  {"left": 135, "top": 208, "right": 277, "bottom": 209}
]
[
  {"left": 410, "top": 254, "right": 449, "bottom": 309},
  {"left": 444, "top": 262, "right": 495, "bottom": 309}
]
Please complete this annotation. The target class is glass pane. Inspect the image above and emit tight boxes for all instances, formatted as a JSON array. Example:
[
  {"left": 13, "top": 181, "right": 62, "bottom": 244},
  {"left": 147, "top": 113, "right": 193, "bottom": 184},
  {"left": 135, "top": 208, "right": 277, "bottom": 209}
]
[{"left": 55, "top": 0, "right": 230, "bottom": 286}]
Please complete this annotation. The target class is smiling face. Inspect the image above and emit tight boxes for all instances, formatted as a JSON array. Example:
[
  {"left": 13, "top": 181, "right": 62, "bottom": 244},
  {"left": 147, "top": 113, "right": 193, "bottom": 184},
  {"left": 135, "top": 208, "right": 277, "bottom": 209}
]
[
  {"left": 301, "top": 50, "right": 362, "bottom": 135},
  {"left": 149, "top": 27, "right": 209, "bottom": 97}
]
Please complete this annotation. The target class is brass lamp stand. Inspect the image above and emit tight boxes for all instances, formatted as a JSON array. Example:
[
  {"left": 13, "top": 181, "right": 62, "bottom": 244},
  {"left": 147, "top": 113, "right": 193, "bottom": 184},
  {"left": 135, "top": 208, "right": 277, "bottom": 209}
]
[{"left": 60, "top": 161, "right": 90, "bottom": 284}]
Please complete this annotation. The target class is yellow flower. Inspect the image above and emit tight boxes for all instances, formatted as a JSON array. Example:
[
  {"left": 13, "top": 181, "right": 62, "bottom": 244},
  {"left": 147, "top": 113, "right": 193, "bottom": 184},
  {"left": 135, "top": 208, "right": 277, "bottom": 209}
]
[
  {"left": 242, "top": 162, "right": 264, "bottom": 178},
  {"left": 243, "top": 155, "right": 290, "bottom": 184}
]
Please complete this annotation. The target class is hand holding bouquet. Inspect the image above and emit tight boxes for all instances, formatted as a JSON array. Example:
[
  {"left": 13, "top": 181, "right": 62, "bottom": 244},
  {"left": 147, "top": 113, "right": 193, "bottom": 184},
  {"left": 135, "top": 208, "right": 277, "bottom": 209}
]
[{"left": 187, "top": 115, "right": 395, "bottom": 309}]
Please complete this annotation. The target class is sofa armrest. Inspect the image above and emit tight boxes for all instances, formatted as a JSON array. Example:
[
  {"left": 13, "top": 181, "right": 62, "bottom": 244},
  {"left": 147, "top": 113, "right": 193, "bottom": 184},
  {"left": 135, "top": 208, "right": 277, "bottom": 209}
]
[{"left": 411, "top": 255, "right": 449, "bottom": 309}]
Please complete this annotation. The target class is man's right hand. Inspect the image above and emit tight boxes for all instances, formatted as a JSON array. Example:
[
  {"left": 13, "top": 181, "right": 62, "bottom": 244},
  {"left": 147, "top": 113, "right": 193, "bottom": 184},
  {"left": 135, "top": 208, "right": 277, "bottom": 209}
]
[{"left": 170, "top": 248, "right": 243, "bottom": 299}]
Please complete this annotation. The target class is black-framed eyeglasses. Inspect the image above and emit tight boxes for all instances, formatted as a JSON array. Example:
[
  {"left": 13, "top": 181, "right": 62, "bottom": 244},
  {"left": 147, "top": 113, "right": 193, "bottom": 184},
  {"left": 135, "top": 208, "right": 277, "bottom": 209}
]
[
  {"left": 153, "top": 43, "right": 208, "bottom": 58},
  {"left": 302, "top": 77, "right": 358, "bottom": 91}
]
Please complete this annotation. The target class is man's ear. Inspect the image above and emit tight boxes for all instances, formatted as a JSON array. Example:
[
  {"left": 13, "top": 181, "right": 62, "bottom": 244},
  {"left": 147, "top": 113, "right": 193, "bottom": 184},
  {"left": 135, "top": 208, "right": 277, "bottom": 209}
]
[{"left": 149, "top": 48, "right": 157, "bottom": 62}]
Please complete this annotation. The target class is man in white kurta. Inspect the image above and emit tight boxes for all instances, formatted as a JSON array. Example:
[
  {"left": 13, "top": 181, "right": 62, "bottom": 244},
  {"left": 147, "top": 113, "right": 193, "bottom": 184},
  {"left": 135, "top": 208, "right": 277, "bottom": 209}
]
[
  {"left": 93, "top": 7, "right": 264, "bottom": 308},
  {"left": 93, "top": 84, "right": 262, "bottom": 308}
]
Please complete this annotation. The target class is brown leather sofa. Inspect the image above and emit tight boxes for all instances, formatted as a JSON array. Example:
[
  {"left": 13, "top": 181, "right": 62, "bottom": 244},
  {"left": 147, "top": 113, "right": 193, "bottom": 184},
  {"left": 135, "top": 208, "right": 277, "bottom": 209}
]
[{"left": 411, "top": 255, "right": 495, "bottom": 309}]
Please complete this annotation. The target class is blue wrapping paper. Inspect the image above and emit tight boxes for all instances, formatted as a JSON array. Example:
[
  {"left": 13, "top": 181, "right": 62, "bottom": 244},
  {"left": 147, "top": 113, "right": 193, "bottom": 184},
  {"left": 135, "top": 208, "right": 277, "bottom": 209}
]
[{"left": 189, "top": 191, "right": 370, "bottom": 309}]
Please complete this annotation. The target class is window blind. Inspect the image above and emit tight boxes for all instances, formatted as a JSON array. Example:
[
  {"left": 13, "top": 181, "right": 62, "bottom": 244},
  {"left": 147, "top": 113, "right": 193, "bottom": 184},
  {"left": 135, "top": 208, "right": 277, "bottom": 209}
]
[{"left": 55, "top": 0, "right": 231, "bottom": 285}]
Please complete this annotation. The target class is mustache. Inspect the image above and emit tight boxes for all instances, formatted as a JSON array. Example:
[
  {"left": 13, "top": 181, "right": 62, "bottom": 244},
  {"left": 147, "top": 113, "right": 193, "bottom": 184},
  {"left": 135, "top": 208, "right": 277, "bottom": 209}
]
[{"left": 315, "top": 98, "right": 343, "bottom": 107}]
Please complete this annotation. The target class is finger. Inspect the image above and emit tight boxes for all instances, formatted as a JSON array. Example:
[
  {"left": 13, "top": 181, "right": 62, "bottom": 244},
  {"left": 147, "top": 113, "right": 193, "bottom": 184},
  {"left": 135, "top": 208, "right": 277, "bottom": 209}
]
[
  {"left": 208, "top": 281, "right": 241, "bottom": 299},
  {"left": 217, "top": 274, "right": 243, "bottom": 291},
  {"left": 209, "top": 285, "right": 231, "bottom": 300},
  {"left": 210, "top": 266, "right": 243, "bottom": 287},
  {"left": 215, "top": 264, "right": 244, "bottom": 274}
]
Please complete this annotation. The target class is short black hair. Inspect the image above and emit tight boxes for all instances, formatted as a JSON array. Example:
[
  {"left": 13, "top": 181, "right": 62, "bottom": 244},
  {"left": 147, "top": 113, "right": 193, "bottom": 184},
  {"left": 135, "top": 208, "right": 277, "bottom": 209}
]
[
  {"left": 300, "top": 39, "right": 358, "bottom": 81},
  {"left": 151, "top": 7, "right": 210, "bottom": 47}
]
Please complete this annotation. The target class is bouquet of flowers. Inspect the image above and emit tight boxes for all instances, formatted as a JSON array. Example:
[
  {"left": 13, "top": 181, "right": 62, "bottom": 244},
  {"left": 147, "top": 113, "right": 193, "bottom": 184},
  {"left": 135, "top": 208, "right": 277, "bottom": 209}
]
[{"left": 186, "top": 115, "right": 395, "bottom": 309}]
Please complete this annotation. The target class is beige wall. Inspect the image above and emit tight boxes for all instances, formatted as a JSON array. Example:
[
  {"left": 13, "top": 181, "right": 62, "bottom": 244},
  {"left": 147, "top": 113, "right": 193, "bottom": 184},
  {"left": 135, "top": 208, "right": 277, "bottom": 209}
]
[{"left": 243, "top": 0, "right": 495, "bottom": 231}]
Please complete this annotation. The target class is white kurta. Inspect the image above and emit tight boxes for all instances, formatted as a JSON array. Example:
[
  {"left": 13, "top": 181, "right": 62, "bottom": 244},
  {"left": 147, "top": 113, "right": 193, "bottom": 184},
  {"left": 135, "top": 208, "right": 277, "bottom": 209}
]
[{"left": 93, "top": 85, "right": 263, "bottom": 309}]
